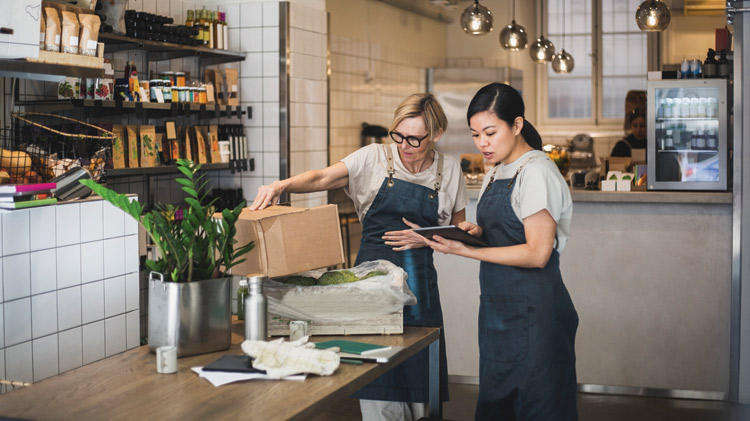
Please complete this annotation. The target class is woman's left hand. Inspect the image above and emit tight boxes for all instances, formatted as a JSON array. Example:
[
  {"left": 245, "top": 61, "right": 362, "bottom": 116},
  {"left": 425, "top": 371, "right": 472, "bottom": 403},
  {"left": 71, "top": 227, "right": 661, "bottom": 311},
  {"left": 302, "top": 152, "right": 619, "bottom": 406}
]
[
  {"left": 383, "top": 218, "right": 429, "bottom": 251},
  {"left": 423, "top": 234, "right": 473, "bottom": 257}
]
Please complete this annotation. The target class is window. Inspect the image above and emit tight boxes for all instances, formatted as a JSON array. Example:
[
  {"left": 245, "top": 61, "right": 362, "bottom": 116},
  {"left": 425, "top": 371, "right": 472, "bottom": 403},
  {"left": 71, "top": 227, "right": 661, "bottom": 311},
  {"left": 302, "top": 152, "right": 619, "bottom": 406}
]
[{"left": 544, "top": 0, "right": 648, "bottom": 126}]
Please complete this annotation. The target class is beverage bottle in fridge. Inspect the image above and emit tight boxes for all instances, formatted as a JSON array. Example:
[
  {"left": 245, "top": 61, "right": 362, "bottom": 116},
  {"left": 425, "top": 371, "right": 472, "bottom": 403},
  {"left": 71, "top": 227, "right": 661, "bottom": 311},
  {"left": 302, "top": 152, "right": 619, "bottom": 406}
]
[
  {"left": 706, "top": 128, "right": 718, "bottom": 150},
  {"left": 681, "top": 58, "right": 690, "bottom": 79}
]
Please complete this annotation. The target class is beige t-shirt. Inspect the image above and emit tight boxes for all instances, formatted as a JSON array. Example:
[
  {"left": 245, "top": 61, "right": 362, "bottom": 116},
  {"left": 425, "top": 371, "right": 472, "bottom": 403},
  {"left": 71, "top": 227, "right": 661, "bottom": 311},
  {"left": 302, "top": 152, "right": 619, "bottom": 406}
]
[
  {"left": 478, "top": 149, "right": 573, "bottom": 254},
  {"left": 342, "top": 143, "right": 469, "bottom": 225}
]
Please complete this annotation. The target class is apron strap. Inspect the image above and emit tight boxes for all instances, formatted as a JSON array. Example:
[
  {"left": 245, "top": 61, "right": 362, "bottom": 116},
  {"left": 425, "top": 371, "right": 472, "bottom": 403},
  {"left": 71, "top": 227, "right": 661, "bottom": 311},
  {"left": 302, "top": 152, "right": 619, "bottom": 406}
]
[
  {"left": 433, "top": 150, "right": 444, "bottom": 192},
  {"left": 385, "top": 144, "right": 443, "bottom": 196},
  {"left": 385, "top": 144, "right": 395, "bottom": 186}
]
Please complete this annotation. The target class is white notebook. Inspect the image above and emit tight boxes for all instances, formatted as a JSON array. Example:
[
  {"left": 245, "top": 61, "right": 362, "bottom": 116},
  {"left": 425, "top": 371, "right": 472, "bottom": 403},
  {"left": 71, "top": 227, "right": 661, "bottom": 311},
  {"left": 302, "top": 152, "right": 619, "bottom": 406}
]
[{"left": 338, "top": 345, "right": 405, "bottom": 363}]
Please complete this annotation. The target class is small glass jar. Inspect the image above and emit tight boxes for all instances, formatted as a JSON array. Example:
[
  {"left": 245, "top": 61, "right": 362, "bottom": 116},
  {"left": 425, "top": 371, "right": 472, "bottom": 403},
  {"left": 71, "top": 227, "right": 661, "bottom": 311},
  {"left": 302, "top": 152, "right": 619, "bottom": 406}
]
[
  {"left": 172, "top": 86, "right": 181, "bottom": 103},
  {"left": 162, "top": 80, "right": 172, "bottom": 103},
  {"left": 174, "top": 71, "right": 186, "bottom": 87},
  {"left": 179, "top": 87, "right": 189, "bottom": 103},
  {"left": 189, "top": 87, "right": 198, "bottom": 103},
  {"left": 159, "top": 71, "right": 175, "bottom": 86},
  {"left": 149, "top": 79, "right": 163, "bottom": 102},
  {"left": 198, "top": 87, "right": 207, "bottom": 104}
]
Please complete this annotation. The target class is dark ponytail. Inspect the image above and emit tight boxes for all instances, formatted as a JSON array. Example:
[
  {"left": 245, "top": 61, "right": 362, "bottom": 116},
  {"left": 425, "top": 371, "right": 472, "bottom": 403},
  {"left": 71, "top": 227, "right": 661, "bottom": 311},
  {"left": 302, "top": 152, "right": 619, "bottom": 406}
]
[{"left": 467, "top": 82, "right": 542, "bottom": 151}]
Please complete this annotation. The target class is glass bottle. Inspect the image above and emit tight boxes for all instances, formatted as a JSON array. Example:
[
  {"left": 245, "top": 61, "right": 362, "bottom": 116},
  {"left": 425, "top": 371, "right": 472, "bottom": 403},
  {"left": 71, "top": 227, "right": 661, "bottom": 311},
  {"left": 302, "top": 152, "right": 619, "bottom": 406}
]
[
  {"left": 213, "top": 10, "right": 222, "bottom": 50},
  {"left": 245, "top": 276, "right": 268, "bottom": 341},
  {"left": 221, "top": 12, "right": 228, "bottom": 50},
  {"left": 185, "top": 9, "right": 194, "bottom": 27},
  {"left": 237, "top": 278, "right": 248, "bottom": 320}
]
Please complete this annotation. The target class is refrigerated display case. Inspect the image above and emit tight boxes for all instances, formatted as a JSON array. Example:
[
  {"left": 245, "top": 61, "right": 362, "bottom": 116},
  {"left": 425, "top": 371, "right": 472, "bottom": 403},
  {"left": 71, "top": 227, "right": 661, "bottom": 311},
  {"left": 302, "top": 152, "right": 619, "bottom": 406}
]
[{"left": 647, "top": 79, "right": 730, "bottom": 191}]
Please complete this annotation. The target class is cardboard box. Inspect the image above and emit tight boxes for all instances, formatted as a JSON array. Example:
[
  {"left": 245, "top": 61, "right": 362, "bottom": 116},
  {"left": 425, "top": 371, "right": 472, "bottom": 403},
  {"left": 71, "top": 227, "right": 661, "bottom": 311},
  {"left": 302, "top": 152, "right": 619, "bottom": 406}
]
[
  {"left": 268, "top": 310, "right": 403, "bottom": 336},
  {"left": 229, "top": 205, "right": 345, "bottom": 278}
]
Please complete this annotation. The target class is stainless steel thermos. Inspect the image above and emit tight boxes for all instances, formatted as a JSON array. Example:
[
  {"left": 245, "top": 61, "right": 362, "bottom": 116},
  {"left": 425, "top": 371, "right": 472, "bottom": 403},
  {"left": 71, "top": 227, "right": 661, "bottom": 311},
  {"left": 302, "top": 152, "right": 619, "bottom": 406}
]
[{"left": 244, "top": 276, "right": 268, "bottom": 341}]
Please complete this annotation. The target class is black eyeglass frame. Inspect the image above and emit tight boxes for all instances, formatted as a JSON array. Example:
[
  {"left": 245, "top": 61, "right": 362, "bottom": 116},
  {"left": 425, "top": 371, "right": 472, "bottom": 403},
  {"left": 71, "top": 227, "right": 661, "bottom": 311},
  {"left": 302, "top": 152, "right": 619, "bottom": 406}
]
[{"left": 389, "top": 131, "right": 430, "bottom": 148}]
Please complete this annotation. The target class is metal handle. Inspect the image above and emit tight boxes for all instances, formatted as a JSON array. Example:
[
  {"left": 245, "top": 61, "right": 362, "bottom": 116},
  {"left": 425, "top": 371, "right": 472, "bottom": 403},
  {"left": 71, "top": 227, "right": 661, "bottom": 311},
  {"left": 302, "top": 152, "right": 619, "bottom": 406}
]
[{"left": 0, "top": 28, "right": 13, "bottom": 35}]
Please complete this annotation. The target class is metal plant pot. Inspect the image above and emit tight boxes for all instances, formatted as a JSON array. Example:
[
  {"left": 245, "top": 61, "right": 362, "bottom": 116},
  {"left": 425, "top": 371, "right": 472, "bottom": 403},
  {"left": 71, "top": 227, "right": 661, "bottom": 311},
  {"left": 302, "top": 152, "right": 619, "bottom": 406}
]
[{"left": 148, "top": 272, "right": 232, "bottom": 357}]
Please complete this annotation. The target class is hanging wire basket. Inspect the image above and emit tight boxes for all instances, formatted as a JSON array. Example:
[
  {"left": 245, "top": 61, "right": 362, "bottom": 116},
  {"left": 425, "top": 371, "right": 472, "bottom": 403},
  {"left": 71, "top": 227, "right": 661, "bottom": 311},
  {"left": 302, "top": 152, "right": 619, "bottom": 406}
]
[{"left": 7, "top": 112, "right": 116, "bottom": 184}]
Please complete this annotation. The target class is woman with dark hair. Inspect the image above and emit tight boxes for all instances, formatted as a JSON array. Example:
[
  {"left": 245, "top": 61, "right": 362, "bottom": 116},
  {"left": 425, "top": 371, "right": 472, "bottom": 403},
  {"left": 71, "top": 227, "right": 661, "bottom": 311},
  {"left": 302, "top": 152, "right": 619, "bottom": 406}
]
[
  {"left": 423, "top": 82, "right": 578, "bottom": 420},
  {"left": 611, "top": 108, "right": 647, "bottom": 157}
]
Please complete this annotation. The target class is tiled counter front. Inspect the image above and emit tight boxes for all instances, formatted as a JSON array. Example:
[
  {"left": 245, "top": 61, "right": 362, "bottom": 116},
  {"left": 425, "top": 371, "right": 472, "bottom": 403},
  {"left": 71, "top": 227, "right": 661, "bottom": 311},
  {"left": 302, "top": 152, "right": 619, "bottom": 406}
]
[{"left": 0, "top": 200, "right": 140, "bottom": 391}]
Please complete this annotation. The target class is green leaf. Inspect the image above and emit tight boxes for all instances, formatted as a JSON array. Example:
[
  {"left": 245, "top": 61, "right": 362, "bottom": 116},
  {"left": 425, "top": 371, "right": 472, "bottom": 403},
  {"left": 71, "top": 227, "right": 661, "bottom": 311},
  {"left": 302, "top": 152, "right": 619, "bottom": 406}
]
[{"left": 181, "top": 187, "right": 199, "bottom": 199}]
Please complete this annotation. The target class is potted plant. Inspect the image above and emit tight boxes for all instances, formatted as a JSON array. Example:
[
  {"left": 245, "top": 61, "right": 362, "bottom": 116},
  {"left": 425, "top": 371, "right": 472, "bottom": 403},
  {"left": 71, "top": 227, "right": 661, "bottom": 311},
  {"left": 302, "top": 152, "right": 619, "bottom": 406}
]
[{"left": 80, "top": 159, "right": 254, "bottom": 357}]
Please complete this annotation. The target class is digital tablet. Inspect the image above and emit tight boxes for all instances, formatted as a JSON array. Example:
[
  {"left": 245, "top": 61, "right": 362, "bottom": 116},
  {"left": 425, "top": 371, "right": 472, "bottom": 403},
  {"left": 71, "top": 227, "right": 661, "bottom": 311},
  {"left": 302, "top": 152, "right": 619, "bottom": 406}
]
[{"left": 414, "top": 225, "right": 488, "bottom": 247}]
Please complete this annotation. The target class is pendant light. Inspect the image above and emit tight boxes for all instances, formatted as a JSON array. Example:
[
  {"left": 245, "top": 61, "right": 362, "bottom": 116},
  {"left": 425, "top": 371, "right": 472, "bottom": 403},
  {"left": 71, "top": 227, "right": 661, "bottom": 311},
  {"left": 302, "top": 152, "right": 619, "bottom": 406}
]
[
  {"left": 551, "top": 0, "right": 574, "bottom": 73},
  {"left": 529, "top": 0, "right": 555, "bottom": 63},
  {"left": 635, "top": 0, "right": 671, "bottom": 32},
  {"left": 500, "top": 0, "right": 528, "bottom": 51},
  {"left": 461, "top": 0, "right": 493, "bottom": 36}
]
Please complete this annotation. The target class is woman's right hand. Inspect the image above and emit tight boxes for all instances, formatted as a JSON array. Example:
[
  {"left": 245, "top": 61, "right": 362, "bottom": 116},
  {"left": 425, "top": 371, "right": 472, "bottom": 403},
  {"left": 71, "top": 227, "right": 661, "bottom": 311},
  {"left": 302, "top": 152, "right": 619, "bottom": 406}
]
[
  {"left": 457, "top": 221, "right": 483, "bottom": 239},
  {"left": 249, "top": 181, "right": 285, "bottom": 210}
]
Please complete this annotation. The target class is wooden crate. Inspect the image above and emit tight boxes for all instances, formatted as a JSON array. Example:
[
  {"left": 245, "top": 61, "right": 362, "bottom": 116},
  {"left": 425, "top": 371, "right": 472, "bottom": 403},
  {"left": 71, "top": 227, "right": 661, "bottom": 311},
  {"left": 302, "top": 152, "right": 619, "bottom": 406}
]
[
  {"left": 268, "top": 310, "right": 403, "bottom": 337},
  {"left": 27, "top": 50, "right": 103, "bottom": 69}
]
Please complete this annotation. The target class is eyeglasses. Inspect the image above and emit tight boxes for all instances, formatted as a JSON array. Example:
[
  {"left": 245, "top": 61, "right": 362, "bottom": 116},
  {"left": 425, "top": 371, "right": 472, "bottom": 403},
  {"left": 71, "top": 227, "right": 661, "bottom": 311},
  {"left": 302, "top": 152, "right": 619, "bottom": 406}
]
[{"left": 389, "top": 131, "right": 429, "bottom": 148}]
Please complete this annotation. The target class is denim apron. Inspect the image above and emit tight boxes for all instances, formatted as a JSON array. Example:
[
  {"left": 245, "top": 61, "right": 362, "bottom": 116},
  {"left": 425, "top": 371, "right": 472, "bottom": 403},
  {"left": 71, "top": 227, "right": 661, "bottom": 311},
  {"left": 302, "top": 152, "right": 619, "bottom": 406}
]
[
  {"left": 475, "top": 159, "right": 578, "bottom": 420},
  {"left": 351, "top": 145, "right": 449, "bottom": 403}
]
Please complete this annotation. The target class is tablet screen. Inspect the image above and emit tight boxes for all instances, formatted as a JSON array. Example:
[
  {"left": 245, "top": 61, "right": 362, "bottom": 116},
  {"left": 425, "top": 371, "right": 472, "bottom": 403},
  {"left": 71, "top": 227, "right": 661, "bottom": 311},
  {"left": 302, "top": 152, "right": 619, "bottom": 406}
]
[{"left": 414, "top": 225, "right": 488, "bottom": 247}]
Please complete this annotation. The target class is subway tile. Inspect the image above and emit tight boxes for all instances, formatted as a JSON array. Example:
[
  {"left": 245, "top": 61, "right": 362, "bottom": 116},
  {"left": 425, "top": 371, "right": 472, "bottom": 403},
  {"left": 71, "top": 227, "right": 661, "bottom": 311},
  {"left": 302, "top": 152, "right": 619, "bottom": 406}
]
[
  {"left": 245, "top": 127, "right": 263, "bottom": 153},
  {"left": 105, "top": 276, "right": 126, "bottom": 318},
  {"left": 262, "top": 52, "right": 280, "bottom": 77},
  {"left": 5, "top": 342, "right": 32, "bottom": 385},
  {"left": 125, "top": 235, "right": 138, "bottom": 274},
  {"left": 226, "top": 27, "right": 240, "bottom": 52},
  {"left": 264, "top": 127, "right": 280, "bottom": 153},
  {"left": 80, "top": 240, "right": 104, "bottom": 284},
  {"left": 222, "top": 3, "right": 240, "bottom": 29},
  {"left": 2, "top": 210, "right": 29, "bottom": 255},
  {"left": 240, "top": 2, "right": 262, "bottom": 28},
  {"left": 58, "top": 327, "right": 83, "bottom": 373},
  {"left": 105, "top": 315, "right": 127, "bottom": 357},
  {"left": 4, "top": 254, "right": 30, "bottom": 301},
  {"left": 126, "top": 310, "right": 140, "bottom": 350},
  {"left": 56, "top": 203, "right": 80, "bottom": 247},
  {"left": 103, "top": 238, "right": 125, "bottom": 279},
  {"left": 80, "top": 201, "right": 103, "bottom": 243},
  {"left": 170, "top": 0, "right": 184, "bottom": 25},
  {"left": 29, "top": 206, "right": 55, "bottom": 251},
  {"left": 103, "top": 201, "right": 125, "bottom": 239},
  {"left": 240, "top": 77, "right": 263, "bottom": 103},
  {"left": 241, "top": 52, "right": 263, "bottom": 77},
  {"left": 244, "top": 101, "right": 263, "bottom": 127},
  {"left": 81, "top": 281, "right": 104, "bottom": 324},
  {"left": 82, "top": 320, "right": 105, "bottom": 364},
  {"left": 4, "top": 298, "right": 31, "bottom": 347},
  {"left": 125, "top": 201, "right": 138, "bottom": 235},
  {"left": 57, "top": 286, "right": 81, "bottom": 331},
  {"left": 263, "top": 77, "right": 279, "bottom": 102},
  {"left": 30, "top": 249, "right": 56, "bottom": 295},
  {"left": 156, "top": 0, "right": 170, "bottom": 16},
  {"left": 240, "top": 28, "right": 263, "bottom": 53},
  {"left": 263, "top": 102, "right": 280, "bottom": 127},
  {"left": 125, "top": 272, "right": 139, "bottom": 313},
  {"left": 31, "top": 292, "right": 57, "bottom": 338},
  {"left": 32, "top": 334, "right": 58, "bottom": 382},
  {"left": 57, "top": 244, "right": 82, "bottom": 289},
  {"left": 262, "top": 27, "right": 279, "bottom": 52},
  {"left": 262, "top": 1, "right": 279, "bottom": 27},
  {"left": 263, "top": 151, "right": 280, "bottom": 178}
]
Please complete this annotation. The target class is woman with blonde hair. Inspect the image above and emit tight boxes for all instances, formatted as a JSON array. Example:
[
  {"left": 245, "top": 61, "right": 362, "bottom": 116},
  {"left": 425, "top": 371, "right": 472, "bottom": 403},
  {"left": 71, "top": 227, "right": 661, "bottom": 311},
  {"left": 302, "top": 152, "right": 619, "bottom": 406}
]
[{"left": 251, "top": 93, "right": 468, "bottom": 420}]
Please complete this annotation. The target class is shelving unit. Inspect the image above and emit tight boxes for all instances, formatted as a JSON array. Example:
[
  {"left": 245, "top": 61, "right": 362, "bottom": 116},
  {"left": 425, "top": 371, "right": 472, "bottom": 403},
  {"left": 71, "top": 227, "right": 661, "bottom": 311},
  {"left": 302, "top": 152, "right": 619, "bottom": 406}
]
[
  {"left": 106, "top": 162, "right": 229, "bottom": 177},
  {"left": 98, "top": 33, "right": 246, "bottom": 65},
  {"left": 15, "top": 98, "right": 252, "bottom": 119}
]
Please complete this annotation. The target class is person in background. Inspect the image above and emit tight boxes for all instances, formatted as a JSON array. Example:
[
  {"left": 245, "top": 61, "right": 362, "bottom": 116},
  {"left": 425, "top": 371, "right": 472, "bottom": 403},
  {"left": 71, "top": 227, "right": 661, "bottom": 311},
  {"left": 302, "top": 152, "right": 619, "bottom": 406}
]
[
  {"left": 611, "top": 108, "right": 647, "bottom": 157},
  {"left": 423, "top": 82, "right": 578, "bottom": 420},
  {"left": 250, "top": 93, "right": 468, "bottom": 421}
]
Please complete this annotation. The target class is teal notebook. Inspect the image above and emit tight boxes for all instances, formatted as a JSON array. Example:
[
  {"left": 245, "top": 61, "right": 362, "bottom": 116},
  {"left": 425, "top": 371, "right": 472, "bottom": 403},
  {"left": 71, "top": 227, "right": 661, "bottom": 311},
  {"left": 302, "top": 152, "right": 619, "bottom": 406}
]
[{"left": 315, "top": 340, "right": 392, "bottom": 355}]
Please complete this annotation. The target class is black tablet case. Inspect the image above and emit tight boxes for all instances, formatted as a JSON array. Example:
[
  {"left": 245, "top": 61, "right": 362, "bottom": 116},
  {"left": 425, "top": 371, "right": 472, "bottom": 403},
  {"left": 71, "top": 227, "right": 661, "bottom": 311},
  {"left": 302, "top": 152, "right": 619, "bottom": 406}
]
[{"left": 202, "top": 355, "right": 264, "bottom": 373}]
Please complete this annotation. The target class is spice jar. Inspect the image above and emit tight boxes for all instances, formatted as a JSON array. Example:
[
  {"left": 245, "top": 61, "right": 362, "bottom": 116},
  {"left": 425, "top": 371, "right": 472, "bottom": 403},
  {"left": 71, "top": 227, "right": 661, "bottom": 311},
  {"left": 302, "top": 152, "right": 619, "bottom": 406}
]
[
  {"left": 149, "top": 79, "right": 163, "bottom": 102},
  {"left": 198, "top": 87, "right": 207, "bottom": 104},
  {"left": 162, "top": 80, "right": 172, "bottom": 103}
]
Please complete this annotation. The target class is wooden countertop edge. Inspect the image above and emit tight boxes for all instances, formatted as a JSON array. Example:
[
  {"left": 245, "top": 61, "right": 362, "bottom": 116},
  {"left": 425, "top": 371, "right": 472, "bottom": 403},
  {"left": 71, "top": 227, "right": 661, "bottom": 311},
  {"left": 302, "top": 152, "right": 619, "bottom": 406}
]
[{"left": 467, "top": 186, "right": 732, "bottom": 204}]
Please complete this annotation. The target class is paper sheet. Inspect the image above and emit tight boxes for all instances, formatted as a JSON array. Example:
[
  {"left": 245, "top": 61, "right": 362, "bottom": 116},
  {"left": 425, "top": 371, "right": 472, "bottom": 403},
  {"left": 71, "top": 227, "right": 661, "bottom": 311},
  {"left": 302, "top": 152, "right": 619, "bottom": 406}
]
[{"left": 191, "top": 367, "right": 306, "bottom": 387}]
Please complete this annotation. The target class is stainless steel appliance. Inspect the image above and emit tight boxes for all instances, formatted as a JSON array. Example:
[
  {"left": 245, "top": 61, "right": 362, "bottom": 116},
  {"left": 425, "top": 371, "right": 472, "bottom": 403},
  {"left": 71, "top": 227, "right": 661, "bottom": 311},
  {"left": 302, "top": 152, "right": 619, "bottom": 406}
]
[{"left": 647, "top": 79, "right": 730, "bottom": 191}]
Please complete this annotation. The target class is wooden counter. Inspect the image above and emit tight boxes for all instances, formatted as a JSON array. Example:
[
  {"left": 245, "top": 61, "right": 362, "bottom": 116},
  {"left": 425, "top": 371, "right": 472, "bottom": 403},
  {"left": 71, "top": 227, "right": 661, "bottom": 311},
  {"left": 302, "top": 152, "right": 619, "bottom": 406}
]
[{"left": 0, "top": 325, "right": 441, "bottom": 420}]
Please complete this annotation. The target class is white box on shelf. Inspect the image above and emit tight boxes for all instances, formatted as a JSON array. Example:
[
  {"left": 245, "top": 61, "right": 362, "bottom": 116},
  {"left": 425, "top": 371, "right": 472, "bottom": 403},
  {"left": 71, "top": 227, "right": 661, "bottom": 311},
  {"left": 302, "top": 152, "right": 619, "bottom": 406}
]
[
  {"left": 0, "top": 0, "right": 41, "bottom": 59},
  {"left": 601, "top": 180, "right": 617, "bottom": 191}
]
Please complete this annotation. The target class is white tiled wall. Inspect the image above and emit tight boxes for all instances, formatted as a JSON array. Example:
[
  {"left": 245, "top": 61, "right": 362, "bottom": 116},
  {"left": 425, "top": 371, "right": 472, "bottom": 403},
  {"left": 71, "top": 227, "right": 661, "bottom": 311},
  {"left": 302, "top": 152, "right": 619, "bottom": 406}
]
[{"left": 0, "top": 200, "right": 139, "bottom": 392}]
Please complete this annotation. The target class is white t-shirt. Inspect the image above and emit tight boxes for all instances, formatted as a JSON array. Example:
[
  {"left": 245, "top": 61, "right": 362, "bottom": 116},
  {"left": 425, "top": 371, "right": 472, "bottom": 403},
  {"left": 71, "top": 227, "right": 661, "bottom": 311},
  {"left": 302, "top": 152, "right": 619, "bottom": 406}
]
[
  {"left": 478, "top": 149, "right": 573, "bottom": 254},
  {"left": 342, "top": 143, "right": 469, "bottom": 225}
]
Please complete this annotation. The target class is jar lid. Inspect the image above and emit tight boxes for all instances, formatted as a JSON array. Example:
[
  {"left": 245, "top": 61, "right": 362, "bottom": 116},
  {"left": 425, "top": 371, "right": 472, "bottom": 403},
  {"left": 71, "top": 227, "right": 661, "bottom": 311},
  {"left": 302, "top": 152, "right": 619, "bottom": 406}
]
[
  {"left": 163, "top": 80, "right": 172, "bottom": 86},
  {"left": 149, "top": 79, "right": 161, "bottom": 83},
  {"left": 174, "top": 71, "right": 185, "bottom": 76},
  {"left": 239, "top": 279, "right": 248, "bottom": 286},
  {"left": 159, "top": 71, "right": 174, "bottom": 75},
  {"left": 198, "top": 87, "right": 206, "bottom": 91}
]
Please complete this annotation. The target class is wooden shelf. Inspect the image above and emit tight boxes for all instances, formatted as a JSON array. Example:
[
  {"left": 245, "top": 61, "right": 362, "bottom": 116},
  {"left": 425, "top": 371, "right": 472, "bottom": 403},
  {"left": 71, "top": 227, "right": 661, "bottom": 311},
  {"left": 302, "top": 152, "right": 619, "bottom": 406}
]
[
  {"left": 0, "top": 58, "right": 104, "bottom": 82},
  {"left": 99, "top": 33, "right": 246, "bottom": 65},
  {"left": 16, "top": 99, "right": 252, "bottom": 119}
]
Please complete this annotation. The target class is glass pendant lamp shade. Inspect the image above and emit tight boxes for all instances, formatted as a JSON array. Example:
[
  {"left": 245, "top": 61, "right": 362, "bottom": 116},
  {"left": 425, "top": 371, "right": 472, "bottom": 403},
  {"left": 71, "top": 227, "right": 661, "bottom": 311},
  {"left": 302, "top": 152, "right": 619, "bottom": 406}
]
[
  {"left": 635, "top": 0, "right": 671, "bottom": 32},
  {"left": 552, "top": 49, "right": 574, "bottom": 73},
  {"left": 529, "top": 35, "right": 555, "bottom": 63},
  {"left": 461, "top": 0, "right": 493, "bottom": 35},
  {"left": 500, "top": 21, "right": 528, "bottom": 51}
]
